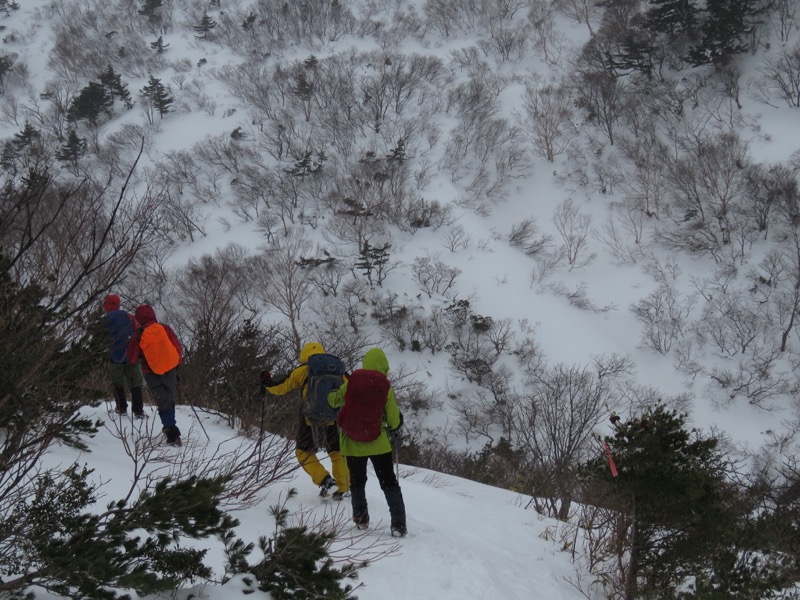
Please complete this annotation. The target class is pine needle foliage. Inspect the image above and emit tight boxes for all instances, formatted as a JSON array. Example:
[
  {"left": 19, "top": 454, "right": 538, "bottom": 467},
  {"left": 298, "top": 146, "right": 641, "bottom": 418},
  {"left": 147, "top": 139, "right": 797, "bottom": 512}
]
[
  {"left": 249, "top": 489, "right": 363, "bottom": 599},
  {"left": 3, "top": 472, "right": 238, "bottom": 599},
  {"left": 581, "top": 405, "right": 791, "bottom": 599}
]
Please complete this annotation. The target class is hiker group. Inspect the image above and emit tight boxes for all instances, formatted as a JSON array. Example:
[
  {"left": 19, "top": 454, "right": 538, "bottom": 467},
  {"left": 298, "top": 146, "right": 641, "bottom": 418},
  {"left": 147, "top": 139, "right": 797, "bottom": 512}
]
[
  {"left": 264, "top": 343, "right": 407, "bottom": 538},
  {"left": 102, "top": 294, "right": 183, "bottom": 446},
  {"left": 102, "top": 294, "right": 407, "bottom": 536}
]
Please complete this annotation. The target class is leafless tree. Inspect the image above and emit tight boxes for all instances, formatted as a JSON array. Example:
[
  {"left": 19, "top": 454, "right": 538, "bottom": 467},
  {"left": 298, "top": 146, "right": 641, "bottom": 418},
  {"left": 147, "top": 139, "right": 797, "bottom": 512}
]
[
  {"left": 556, "top": 0, "right": 600, "bottom": 35},
  {"left": 508, "top": 217, "right": 552, "bottom": 256},
  {"left": 528, "top": 1, "right": 565, "bottom": 65},
  {"left": 553, "top": 198, "right": 595, "bottom": 270},
  {"left": 440, "top": 224, "right": 471, "bottom": 252},
  {"left": 411, "top": 253, "right": 462, "bottom": 298},
  {"left": 771, "top": 0, "right": 800, "bottom": 43},
  {"left": 658, "top": 131, "right": 752, "bottom": 261},
  {"left": 521, "top": 80, "right": 576, "bottom": 162},
  {"left": 572, "top": 71, "right": 626, "bottom": 146},
  {"left": 630, "top": 283, "right": 693, "bottom": 353},
  {"left": 618, "top": 131, "right": 669, "bottom": 220},
  {"left": 251, "top": 232, "right": 316, "bottom": 356},
  {"left": 480, "top": 20, "right": 528, "bottom": 63},
  {"left": 692, "top": 275, "right": 769, "bottom": 357},
  {"left": 755, "top": 43, "right": 800, "bottom": 108},
  {"left": 513, "top": 355, "right": 631, "bottom": 520}
]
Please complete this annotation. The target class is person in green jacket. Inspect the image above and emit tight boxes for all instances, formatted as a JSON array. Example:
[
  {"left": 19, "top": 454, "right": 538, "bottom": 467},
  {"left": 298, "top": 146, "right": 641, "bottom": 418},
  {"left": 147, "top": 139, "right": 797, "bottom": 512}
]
[{"left": 328, "top": 347, "right": 407, "bottom": 537}]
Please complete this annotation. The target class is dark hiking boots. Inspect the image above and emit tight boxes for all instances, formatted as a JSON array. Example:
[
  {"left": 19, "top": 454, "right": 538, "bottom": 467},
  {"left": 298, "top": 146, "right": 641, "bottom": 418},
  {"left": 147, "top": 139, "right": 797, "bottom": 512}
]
[
  {"left": 131, "top": 387, "right": 144, "bottom": 417},
  {"left": 318, "top": 474, "right": 336, "bottom": 498},
  {"left": 390, "top": 523, "right": 407, "bottom": 537},
  {"left": 163, "top": 425, "right": 182, "bottom": 446},
  {"left": 353, "top": 512, "right": 369, "bottom": 530},
  {"left": 113, "top": 387, "right": 128, "bottom": 415}
]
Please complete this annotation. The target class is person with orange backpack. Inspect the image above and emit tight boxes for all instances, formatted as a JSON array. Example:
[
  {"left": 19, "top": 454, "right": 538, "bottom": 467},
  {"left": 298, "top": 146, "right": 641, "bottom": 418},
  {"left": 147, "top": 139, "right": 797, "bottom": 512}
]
[
  {"left": 125, "top": 304, "right": 183, "bottom": 446},
  {"left": 328, "top": 347, "right": 407, "bottom": 537}
]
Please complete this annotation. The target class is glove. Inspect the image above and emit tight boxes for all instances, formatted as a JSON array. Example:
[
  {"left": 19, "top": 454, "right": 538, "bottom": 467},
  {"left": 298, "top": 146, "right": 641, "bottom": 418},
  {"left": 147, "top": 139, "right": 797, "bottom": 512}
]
[
  {"left": 388, "top": 413, "right": 404, "bottom": 443},
  {"left": 260, "top": 369, "right": 279, "bottom": 387}
]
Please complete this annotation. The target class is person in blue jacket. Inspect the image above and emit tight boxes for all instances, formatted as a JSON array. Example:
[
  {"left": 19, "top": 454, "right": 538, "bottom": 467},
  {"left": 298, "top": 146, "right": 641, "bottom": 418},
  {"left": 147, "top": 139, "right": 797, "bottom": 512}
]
[{"left": 102, "top": 294, "right": 145, "bottom": 418}]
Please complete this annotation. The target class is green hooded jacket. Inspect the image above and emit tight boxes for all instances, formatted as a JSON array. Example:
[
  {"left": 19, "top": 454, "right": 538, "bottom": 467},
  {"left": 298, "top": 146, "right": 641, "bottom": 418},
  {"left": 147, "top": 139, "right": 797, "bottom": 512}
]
[{"left": 328, "top": 348, "right": 401, "bottom": 457}]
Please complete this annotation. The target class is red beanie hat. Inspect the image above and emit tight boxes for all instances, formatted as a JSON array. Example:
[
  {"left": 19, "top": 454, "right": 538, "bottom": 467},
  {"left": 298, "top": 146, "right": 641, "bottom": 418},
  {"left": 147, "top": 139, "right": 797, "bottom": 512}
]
[{"left": 103, "top": 294, "right": 121, "bottom": 312}]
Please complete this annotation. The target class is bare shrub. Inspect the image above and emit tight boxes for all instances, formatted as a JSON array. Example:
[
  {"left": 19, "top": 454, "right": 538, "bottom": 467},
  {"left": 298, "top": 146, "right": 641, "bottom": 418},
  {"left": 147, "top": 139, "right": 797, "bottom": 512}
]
[
  {"left": 754, "top": 43, "right": 800, "bottom": 108},
  {"left": 508, "top": 217, "right": 552, "bottom": 256},
  {"left": 251, "top": 232, "right": 317, "bottom": 355},
  {"left": 371, "top": 292, "right": 421, "bottom": 352},
  {"left": 692, "top": 282, "right": 769, "bottom": 357},
  {"left": 553, "top": 198, "right": 596, "bottom": 270},
  {"left": 513, "top": 355, "right": 632, "bottom": 520},
  {"left": 441, "top": 224, "right": 471, "bottom": 252},
  {"left": 630, "top": 284, "right": 693, "bottom": 353},
  {"left": 520, "top": 80, "right": 576, "bottom": 162},
  {"left": 530, "top": 246, "right": 567, "bottom": 285},
  {"left": 411, "top": 253, "right": 462, "bottom": 298},
  {"left": 658, "top": 131, "right": 752, "bottom": 262},
  {"left": 707, "top": 345, "right": 790, "bottom": 407}
]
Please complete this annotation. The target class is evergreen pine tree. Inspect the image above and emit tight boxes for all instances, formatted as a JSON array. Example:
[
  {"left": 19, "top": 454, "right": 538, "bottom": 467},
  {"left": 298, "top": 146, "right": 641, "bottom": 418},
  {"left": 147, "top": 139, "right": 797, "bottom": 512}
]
[
  {"left": 284, "top": 150, "right": 325, "bottom": 178},
  {"left": 292, "top": 70, "right": 314, "bottom": 121},
  {"left": 137, "top": 0, "right": 161, "bottom": 18},
  {"left": 386, "top": 138, "right": 407, "bottom": 162},
  {"left": 141, "top": 75, "right": 174, "bottom": 118},
  {"left": 0, "top": 140, "right": 18, "bottom": 177},
  {"left": 355, "top": 241, "right": 391, "bottom": 286},
  {"left": 56, "top": 129, "right": 88, "bottom": 175},
  {"left": 355, "top": 241, "right": 375, "bottom": 284},
  {"left": 12, "top": 120, "right": 41, "bottom": 149},
  {"left": 98, "top": 64, "right": 133, "bottom": 109},
  {"left": 582, "top": 405, "right": 749, "bottom": 598},
  {"left": 250, "top": 493, "right": 362, "bottom": 599},
  {"left": 0, "top": 0, "right": 18, "bottom": 17},
  {"left": 242, "top": 12, "right": 257, "bottom": 32},
  {"left": 0, "top": 171, "right": 252, "bottom": 599},
  {"left": 611, "top": 21, "right": 658, "bottom": 78},
  {"left": 194, "top": 11, "right": 217, "bottom": 39},
  {"left": 645, "top": 0, "right": 698, "bottom": 37},
  {"left": 150, "top": 35, "right": 169, "bottom": 54},
  {"left": 688, "top": 0, "right": 762, "bottom": 65},
  {"left": 68, "top": 81, "right": 114, "bottom": 125},
  {"left": 138, "top": 0, "right": 165, "bottom": 34},
  {"left": 12, "top": 471, "right": 239, "bottom": 597}
]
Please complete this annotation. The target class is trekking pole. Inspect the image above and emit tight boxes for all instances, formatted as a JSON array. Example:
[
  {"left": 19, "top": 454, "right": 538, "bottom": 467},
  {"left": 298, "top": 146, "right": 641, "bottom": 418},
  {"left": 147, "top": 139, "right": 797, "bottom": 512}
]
[
  {"left": 178, "top": 380, "right": 211, "bottom": 440},
  {"left": 391, "top": 428, "right": 400, "bottom": 481}
]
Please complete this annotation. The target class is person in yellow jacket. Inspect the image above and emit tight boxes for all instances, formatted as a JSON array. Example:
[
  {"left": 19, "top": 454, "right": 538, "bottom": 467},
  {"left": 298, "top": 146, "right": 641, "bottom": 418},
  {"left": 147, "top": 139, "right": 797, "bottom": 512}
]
[{"left": 265, "top": 342, "right": 349, "bottom": 499}]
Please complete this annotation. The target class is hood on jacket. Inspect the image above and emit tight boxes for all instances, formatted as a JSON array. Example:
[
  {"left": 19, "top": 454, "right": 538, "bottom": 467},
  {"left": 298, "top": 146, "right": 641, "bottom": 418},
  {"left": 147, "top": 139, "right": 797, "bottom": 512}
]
[
  {"left": 103, "top": 294, "right": 121, "bottom": 312},
  {"left": 299, "top": 342, "right": 325, "bottom": 364},
  {"left": 134, "top": 304, "right": 158, "bottom": 328},
  {"left": 362, "top": 348, "right": 389, "bottom": 374}
]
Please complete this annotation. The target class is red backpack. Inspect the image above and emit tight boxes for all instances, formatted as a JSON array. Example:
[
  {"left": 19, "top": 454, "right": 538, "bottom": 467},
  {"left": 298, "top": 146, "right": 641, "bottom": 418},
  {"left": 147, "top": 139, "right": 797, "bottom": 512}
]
[{"left": 337, "top": 369, "right": 391, "bottom": 442}]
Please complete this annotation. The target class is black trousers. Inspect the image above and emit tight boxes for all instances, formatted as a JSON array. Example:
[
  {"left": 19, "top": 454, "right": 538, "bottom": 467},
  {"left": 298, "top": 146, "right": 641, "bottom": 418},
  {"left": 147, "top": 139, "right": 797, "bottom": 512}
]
[{"left": 346, "top": 452, "right": 406, "bottom": 528}]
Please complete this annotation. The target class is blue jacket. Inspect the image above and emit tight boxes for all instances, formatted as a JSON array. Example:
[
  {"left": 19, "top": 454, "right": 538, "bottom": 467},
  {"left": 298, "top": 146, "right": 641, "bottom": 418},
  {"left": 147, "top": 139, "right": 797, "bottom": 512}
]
[{"left": 104, "top": 309, "right": 135, "bottom": 363}]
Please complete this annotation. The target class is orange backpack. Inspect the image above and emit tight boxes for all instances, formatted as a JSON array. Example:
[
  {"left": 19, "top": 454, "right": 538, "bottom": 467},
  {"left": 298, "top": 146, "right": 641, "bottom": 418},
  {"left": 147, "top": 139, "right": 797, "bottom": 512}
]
[{"left": 140, "top": 323, "right": 180, "bottom": 374}]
